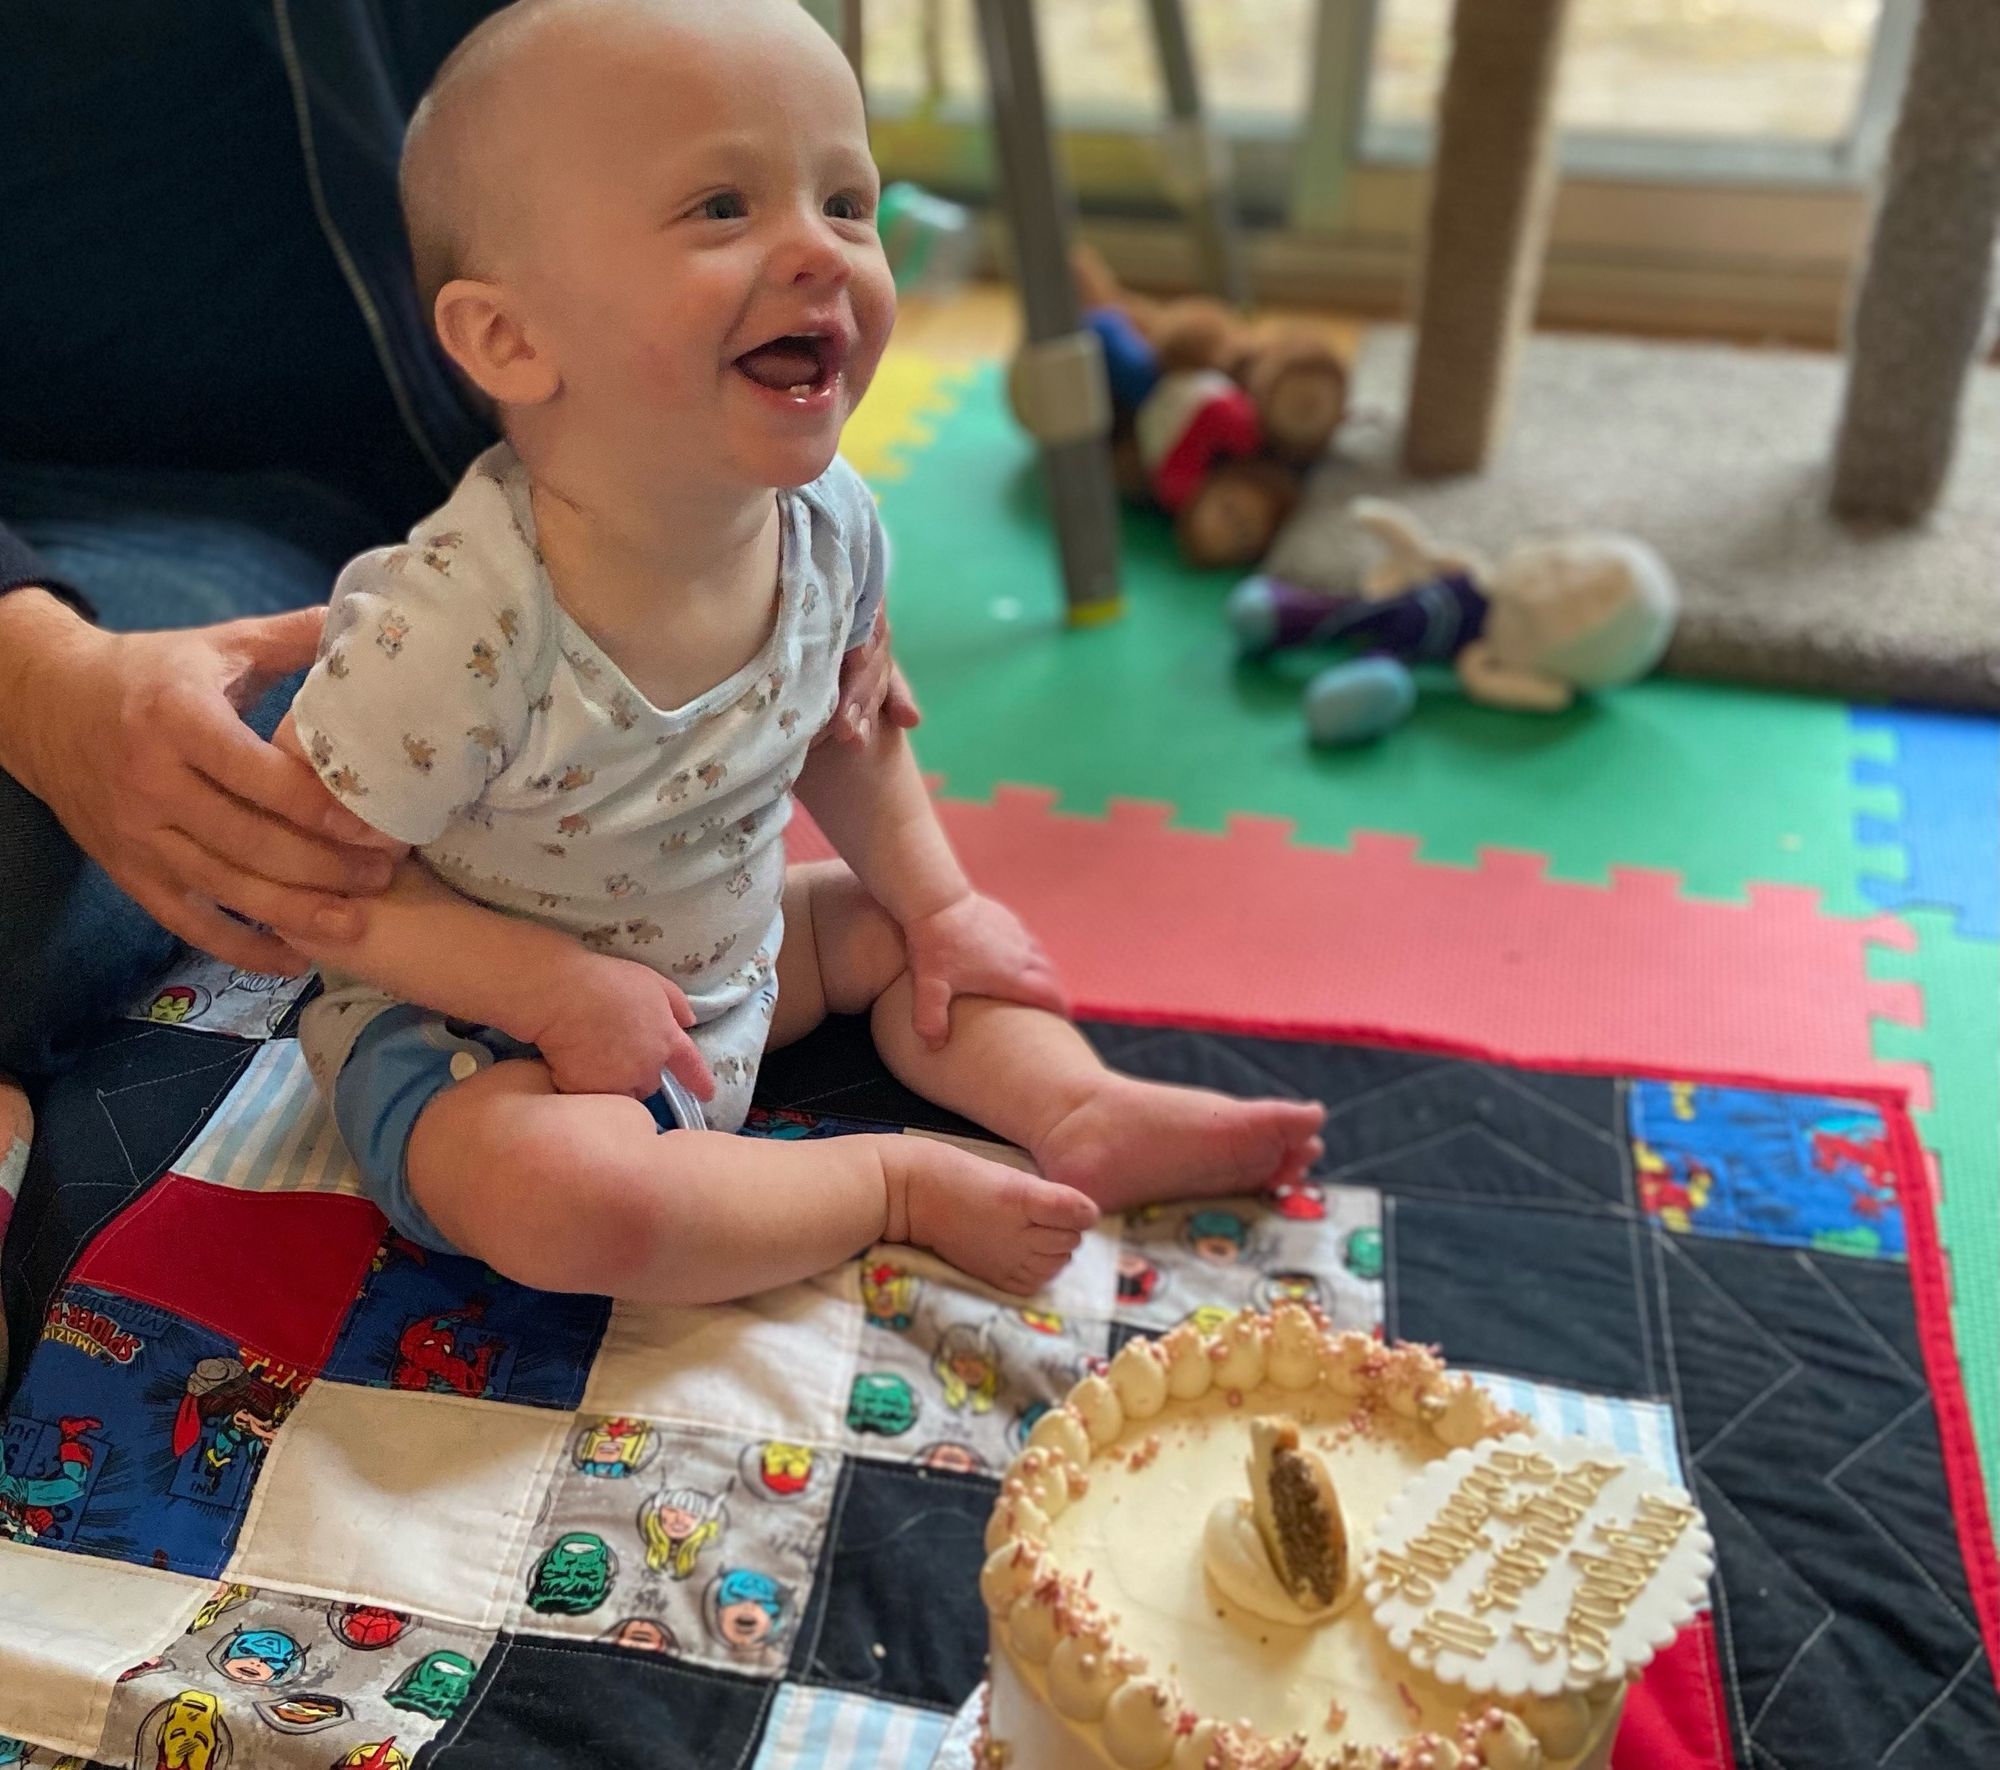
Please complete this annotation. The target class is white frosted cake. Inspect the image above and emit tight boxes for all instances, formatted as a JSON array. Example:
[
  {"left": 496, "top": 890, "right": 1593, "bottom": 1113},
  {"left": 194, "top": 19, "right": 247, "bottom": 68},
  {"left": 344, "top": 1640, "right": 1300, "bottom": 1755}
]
[{"left": 978, "top": 1305, "right": 1712, "bottom": 1770}]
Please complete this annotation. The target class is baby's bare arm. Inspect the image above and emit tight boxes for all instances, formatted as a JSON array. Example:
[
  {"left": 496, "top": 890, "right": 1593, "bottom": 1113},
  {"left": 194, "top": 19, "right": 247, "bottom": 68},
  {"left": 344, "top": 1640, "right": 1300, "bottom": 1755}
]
[
  {"left": 274, "top": 715, "right": 709, "bottom": 1097},
  {"left": 793, "top": 719, "right": 969, "bottom": 923}
]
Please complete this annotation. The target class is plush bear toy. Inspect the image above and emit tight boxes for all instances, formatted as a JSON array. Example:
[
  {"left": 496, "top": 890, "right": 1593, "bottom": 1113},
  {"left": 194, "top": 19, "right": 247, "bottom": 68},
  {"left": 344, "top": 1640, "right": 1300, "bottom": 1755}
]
[
  {"left": 1229, "top": 499, "right": 1679, "bottom": 744},
  {"left": 1053, "top": 247, "right": 1348, "bottom": 570}
]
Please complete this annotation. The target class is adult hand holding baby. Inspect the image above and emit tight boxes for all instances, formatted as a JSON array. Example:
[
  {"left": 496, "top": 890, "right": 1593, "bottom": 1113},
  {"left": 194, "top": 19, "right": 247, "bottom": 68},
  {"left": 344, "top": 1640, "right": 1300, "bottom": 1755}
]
[
  {"left": 821, "top": 609, "right": 920, "bottom": 750},
  {"left": 0, "top": 593, "right": 399, "bottom": 978}
]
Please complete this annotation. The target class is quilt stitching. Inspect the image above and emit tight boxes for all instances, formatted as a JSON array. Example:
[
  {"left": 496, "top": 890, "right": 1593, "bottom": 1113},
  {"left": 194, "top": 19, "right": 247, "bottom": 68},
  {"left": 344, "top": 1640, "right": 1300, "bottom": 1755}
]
[
  {"left": 1796, "top": 1254, "right": 1923, "bottom": 1387},
  {"left": 1878, "top": 1647, "right": 1990, "bottom": 1765},
  {"left": 1652, "top": 1228, "right": 1761, "bottom": 1762},
  {"left": 1484, "top": 1068, "right": 1628, "bottom": 1150},
  {"left": 1627, "top": 1213, "right": 1661, "bottom": 1395}
]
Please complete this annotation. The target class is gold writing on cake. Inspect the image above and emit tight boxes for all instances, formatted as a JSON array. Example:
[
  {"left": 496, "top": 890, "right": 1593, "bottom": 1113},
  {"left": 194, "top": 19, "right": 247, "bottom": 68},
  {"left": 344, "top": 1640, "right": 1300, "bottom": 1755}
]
[
  {"left": 1409, "top": 1608, "right": 1497, "bottom": 1656},
  {"left": 1560, "top": 1491, "right": 1697, "bottom": 1674},
  {"left": 1368, "top": 1469, "right": 1500, "bottom": 1602},
  {"left": 1465, "top": 1456, "right": 1623, "bottom": 1613}
]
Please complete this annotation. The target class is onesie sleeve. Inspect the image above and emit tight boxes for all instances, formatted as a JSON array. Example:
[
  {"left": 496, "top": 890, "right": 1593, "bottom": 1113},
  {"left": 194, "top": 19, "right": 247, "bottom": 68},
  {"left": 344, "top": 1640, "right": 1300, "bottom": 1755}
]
[
  {"left": 818, "top": 453, "right": 888, "bottom": 649},
  {"left": 846, "top": 491, "right": 887, "bottom": 651},
  {"left": 290, "top": 533, "right": 535, "bottom": 847}
]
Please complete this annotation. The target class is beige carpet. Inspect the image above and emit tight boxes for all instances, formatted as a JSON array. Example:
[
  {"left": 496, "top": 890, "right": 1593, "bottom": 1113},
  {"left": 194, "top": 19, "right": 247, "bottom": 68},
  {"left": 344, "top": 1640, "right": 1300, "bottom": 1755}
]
[{"left": 1267, "top": 328, "right": 2000, "bottom": 708}]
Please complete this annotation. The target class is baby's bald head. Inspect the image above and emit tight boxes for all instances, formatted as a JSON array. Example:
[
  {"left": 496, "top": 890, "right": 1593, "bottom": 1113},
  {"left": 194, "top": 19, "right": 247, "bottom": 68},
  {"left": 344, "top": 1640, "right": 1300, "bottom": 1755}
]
[
  {"left": 399, "top": 0, "right": 852, "bottom": 325},
  {"left": 401, "top": 0, "right": 891, "bottom": 490}
]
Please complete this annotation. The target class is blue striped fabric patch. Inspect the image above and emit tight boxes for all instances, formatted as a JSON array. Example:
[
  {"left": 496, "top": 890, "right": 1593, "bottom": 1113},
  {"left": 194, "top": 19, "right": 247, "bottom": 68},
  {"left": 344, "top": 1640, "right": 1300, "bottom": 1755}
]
[
  {"left": 1468, "top": 1369, "right": 1687, "bottom": 1488},
  {"left": 753, "top": 1685, "right": 952, "bottom": 1770},
  {"left": 170, "top": 1039, "right": 362, "bottom": 1196}
]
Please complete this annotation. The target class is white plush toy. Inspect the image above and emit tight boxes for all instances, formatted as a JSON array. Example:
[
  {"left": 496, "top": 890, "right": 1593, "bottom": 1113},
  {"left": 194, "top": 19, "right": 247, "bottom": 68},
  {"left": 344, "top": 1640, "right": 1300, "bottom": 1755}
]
[{"left": 1228, "top": 498, "right": 1681, "bottom": 744}]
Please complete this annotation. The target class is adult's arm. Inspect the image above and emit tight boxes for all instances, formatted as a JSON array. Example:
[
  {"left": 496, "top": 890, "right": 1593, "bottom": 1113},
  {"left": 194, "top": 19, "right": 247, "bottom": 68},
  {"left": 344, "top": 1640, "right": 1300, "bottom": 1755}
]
[
  {"left": 0, "top": 521, "right": 91, "bottom": 615},
  {"left": 0, "top": 561, "right": 400, "bottom": 976}
]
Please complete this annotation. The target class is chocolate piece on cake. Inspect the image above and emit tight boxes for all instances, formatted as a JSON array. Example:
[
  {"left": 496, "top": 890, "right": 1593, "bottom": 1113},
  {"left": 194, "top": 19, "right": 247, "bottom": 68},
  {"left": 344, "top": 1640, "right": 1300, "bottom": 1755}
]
[{"left": 1248, "top": 1416, "right": 1349, "bottom": 1608}]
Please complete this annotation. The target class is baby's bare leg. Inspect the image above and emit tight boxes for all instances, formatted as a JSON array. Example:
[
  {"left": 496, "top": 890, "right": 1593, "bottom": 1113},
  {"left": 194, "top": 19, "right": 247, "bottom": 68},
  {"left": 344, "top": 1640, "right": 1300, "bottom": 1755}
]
[
  {"left": 403, "top": 1056, "right": 1094, "bottom": 1304},
  {"left": 776, "top": 864, "right": 1326, "bottom": 1213}
]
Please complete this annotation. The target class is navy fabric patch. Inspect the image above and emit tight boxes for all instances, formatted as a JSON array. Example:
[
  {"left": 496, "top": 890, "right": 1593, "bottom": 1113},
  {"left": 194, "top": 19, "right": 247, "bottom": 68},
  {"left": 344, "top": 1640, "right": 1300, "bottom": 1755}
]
[
  {"left": 433, "top": 1635, "right": 772, "bottom": 1768},
  {"left": 792, "top": 1456, "right": 995, "bottom": 1711}
]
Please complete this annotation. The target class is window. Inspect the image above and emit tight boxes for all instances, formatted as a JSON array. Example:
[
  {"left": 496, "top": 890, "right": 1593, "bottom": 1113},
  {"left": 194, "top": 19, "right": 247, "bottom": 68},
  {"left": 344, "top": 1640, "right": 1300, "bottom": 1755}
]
[
  {"left": 859, "top": 0, "right": 1920, "bottom": 338},
  {"left": 862, "top": 0, "right": 1319, "bottom": 130},
  {"left": 1371, "top": 0, "right": 1883, "bottom": 146}
]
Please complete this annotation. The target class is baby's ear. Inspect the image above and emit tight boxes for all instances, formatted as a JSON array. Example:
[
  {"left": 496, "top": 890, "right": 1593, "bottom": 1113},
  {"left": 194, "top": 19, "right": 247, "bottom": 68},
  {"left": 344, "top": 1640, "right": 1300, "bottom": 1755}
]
[{"left": 433, "top": 278, "right": 559, "bottom": 408}]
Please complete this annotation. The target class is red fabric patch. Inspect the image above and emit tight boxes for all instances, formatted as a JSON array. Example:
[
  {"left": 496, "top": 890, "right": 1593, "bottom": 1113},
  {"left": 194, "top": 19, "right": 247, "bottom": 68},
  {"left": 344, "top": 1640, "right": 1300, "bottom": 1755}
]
[
  {"left": 70, "top": 1176, "right": 386, "bottom": 1372},
  {"left": 1615, "top": 1617, "right": 1736, "bottom": 1769}
]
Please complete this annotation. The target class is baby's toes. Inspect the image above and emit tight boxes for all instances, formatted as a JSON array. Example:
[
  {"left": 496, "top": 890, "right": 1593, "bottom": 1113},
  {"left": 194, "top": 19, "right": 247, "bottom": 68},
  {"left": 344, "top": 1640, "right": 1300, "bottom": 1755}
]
[{"left": 1018, "top": 1176, "right": 1100, "bottom": 1233}]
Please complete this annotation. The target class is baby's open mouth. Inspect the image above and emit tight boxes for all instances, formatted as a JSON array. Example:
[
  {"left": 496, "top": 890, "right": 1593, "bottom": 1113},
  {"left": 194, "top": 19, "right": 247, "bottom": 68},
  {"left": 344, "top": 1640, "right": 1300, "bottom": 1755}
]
[{"left": 734, "top": 333, "right": 843, "bottom": 397}]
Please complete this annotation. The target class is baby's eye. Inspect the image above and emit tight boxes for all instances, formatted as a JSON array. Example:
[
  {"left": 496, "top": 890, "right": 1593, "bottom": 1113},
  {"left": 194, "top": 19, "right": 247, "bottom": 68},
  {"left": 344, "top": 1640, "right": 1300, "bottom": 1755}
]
[
  {"left": 824, "top": 191, "right": 871, "bottom": 223},
  {"left": 700, "top": 191, "right": 748, "bottom": 222}
]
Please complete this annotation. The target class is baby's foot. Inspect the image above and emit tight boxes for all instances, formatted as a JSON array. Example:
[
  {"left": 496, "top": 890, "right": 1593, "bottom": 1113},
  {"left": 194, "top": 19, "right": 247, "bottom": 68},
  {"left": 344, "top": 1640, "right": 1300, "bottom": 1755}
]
[
  {"left": 887, "top": 1138, "right": 1100, "bottom": 1296},
  {"left": 1032, "top": 1076, "right": 1325, "bottom": 1214}
]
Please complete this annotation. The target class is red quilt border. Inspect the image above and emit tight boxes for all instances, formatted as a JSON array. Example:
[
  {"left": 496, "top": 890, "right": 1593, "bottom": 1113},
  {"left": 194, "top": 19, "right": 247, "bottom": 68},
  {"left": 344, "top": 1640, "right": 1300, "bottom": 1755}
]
[{"left": 1081, "top": 1001, "right": 2000, "bottom": 1689}]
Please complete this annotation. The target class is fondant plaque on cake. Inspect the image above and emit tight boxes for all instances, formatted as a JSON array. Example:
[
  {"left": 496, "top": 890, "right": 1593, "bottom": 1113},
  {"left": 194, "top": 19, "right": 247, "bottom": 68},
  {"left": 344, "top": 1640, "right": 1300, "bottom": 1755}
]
[{"left": 1365, "top": 1437, "right": 1714, "bottom": 1699}]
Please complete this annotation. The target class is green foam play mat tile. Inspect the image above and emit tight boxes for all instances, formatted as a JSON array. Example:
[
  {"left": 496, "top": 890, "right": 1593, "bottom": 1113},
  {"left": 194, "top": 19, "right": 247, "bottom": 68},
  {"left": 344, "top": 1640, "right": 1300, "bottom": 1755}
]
[
  {"left": 1873, "top": 915, "right": 2000, "bottom": 1485},
  {"left": 875, "top": 364, "right": 1883, "bottom": 916}
]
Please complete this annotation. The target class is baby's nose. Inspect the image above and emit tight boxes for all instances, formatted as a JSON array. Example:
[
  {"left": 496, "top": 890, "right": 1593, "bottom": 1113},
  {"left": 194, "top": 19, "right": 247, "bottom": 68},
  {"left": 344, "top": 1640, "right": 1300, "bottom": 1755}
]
[{"left": 776, "top": 215, "right": 852, "bottom": 289}]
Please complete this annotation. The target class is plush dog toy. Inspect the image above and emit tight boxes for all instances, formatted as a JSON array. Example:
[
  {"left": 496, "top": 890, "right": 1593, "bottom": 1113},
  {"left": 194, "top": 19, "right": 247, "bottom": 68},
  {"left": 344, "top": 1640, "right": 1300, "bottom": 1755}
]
[
  {"left": 1230, "top": 499, "right": 1679, "bottom": 744},
  {"left": 1044, "top": 248, "right": 1348, "bottom": 570}
]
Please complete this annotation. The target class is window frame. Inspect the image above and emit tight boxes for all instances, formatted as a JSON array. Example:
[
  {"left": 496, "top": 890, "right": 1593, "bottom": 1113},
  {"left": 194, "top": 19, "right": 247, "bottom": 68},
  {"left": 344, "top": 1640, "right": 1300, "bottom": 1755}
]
[{"left": 861, "top": 0, "right": 1920, "bottom": 341}]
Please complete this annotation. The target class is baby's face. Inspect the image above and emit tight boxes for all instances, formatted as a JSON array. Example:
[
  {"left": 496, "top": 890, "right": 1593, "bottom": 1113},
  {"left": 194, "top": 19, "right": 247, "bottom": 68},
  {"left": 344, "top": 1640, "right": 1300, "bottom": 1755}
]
[{"left": 505, "top": 3, "right": 895, "bottom": 491}]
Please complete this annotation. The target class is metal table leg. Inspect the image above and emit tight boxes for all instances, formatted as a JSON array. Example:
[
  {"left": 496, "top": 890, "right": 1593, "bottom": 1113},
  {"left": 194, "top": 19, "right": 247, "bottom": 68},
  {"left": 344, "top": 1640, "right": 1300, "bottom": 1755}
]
[
  {"left": 973, "top": 0, "right": 1125, "bottom": 625},
  {"left": 1145, "top": 0, "right": 1249, "bottom": 306}
]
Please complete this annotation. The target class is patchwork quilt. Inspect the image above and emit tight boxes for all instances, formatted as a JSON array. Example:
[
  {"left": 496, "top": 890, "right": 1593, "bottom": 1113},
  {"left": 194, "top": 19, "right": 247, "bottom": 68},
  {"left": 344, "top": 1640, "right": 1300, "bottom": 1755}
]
[{"left": 0, "top": 990, "right": 1994, "bottom": 1770}]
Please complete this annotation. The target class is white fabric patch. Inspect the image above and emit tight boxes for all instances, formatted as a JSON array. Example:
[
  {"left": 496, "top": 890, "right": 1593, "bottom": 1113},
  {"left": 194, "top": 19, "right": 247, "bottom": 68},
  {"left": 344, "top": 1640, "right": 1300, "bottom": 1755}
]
[
  {"left": 169, "top": 1040, "right": 363, "bottom": 1197},
  {"left": 224, "top": 1384, "right": 564, "bottom": 1630},
  {"left": 582, "top": 1266, "right": 864, "bottom": 1449},
  {"left": 754, "top": 1684, "right": 951, "bottom": 1770},
  {"left": 124, "top": 952, "right": 313, "bottom": 1040},
  {"left": 0, "top": 1538, "right": 210, "bottom": 1756}
]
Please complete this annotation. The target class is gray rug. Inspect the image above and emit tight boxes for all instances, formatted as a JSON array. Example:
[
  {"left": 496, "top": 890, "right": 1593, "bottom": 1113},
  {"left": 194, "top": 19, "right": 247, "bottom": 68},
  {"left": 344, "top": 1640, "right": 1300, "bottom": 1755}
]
[{"left": 1267, "top": 328, "right": 2000, "bottom": 709}]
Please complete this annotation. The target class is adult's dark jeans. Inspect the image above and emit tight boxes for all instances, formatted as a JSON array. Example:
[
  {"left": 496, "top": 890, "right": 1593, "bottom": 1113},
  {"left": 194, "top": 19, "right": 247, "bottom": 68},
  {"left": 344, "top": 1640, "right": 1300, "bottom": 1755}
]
[{"left": 0, "top": 461, "right": 391, "bottom": 1078}]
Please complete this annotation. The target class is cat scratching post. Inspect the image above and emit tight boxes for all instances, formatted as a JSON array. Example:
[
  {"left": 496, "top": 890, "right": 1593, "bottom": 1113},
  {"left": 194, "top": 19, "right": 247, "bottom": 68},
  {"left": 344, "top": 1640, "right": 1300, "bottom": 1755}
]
[
  {"left": 1832, "top": 0, "right": 2000, "bottom": 524},
  {"left": 1402, "top": 0, "right": 1574, "bottom": 477}
]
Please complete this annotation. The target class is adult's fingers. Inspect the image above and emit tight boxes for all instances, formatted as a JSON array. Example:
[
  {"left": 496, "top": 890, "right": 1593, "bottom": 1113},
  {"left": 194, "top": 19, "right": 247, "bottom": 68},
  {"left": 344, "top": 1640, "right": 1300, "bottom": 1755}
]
[
  {"left": 883, "top": 663, "right": 922, "bottom": 730},
  {"left": 173, "top": 766, "right": 398, "bottom": 895},
  {"left": 221, "top": 606, "right": 328, "bottom": 701},
  {"left": 177, "top": 689, "right": 389, "bottom": 847},
  {"left": 152, "top": 826, "right": 367, "bottom": 943},
  {"left": 128, "top": 873, "right": 311, "bottom": 977}
]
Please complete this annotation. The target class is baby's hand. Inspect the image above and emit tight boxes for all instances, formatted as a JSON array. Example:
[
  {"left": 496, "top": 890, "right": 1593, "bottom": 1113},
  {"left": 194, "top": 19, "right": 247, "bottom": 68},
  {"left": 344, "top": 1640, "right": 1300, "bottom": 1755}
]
[
  {"left": 901, "top": 892, "right": 1070, "bottom": 1050},
  {"left": 533, "top": 955, "right": 715, "bottom": 1103}
]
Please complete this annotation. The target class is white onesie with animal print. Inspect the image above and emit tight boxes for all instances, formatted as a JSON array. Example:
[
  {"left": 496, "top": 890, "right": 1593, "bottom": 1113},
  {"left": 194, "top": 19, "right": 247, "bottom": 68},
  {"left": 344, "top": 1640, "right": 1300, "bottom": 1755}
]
[{"left": 292, "top": 440, "right": 884, "bottom": 1132}]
